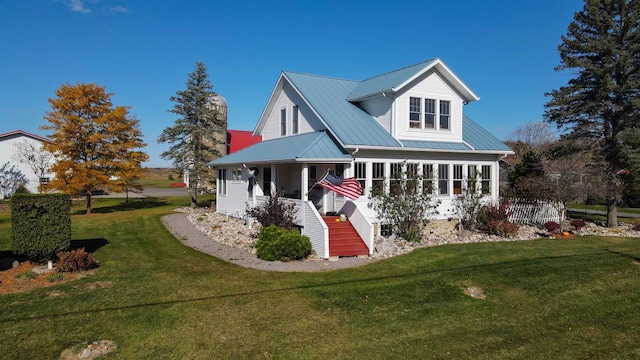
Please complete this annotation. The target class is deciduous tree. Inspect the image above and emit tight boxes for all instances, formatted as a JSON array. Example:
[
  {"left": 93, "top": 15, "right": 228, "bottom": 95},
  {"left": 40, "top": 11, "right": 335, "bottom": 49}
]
[
  {"left": 159, "top": 62, "right": 226, "bottom": 208},
  {"left": 41, "top": 83, "right": 148, "bottom": 214},
  {"left": 544, "top": 0, "right": 640, "bottom": 227}
]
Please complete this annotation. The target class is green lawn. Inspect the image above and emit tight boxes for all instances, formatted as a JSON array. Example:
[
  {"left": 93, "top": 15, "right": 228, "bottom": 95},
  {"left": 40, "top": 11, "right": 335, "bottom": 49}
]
[{"left": 1, "top": 197, "right": 639, "bottom": 359}]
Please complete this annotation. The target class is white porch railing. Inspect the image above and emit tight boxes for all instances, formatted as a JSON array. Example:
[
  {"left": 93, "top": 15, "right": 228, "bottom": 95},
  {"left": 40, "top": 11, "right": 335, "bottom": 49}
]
[
  {"left": 302, "top": 201, "right": 329, "bottom": 259},
  {"left": 340, "top": 200, "right": 374, "bottom": 255}
]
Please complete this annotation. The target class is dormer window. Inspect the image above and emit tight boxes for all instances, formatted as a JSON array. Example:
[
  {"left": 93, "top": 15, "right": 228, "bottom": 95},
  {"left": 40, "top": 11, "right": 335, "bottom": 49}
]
[
  {"left": 408, "top": 97, "right": 450, "bottom": 131},
  {"left": 409, "top": 97, "right": 421, "bottom": 128},
  {"left": 425, "top": 99, "right": 436, "bottom": 129},
  {"left": 440, "top": 100, "right": 450, "bottom": 130}
]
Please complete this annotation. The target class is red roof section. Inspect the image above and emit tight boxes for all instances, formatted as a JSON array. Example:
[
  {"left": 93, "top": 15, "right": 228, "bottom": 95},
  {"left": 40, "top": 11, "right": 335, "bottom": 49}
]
[{"left": 227, "top": 130, "right": 261, "bottom": 154}]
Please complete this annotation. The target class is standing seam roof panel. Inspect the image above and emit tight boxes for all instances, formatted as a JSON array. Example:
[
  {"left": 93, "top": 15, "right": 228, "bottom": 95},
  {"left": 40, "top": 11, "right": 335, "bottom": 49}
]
[{"left": 284, "top": 72, "right": 401, "bottom": 148}]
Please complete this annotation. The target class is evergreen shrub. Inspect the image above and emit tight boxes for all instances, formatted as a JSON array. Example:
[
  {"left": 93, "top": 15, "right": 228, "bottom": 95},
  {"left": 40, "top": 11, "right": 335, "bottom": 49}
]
[
  {"left": 11, "top": 193, "right": 72, "bottom": 262},
  {"left": 256, "top": 225, "right": 312, "bottom": 261}
]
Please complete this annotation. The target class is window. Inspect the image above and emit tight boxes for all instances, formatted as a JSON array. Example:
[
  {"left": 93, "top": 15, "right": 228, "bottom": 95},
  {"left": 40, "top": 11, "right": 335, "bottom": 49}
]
[
  {"left": 481, "top": 165, "right": 491, "bottom": 195},
  {"left": 440, "top": 100, "right": 450, "bottom": 130},
  {"left": 438, "top": 164, "right": 449, "bottom": 196},
  {"left": 390, "top": 163, "right": 402, "bottom": 195},
  {"left": 423, "top": 164, "right": 434, "bottom": 194},
  {"left": 39, "top": 177, "right": 50, "bottom": 185},
  {"left": 355, "top": 162, "right": 366, "bottom": 194},
  {"left": 232, "top": 168, "right": 242, "bottom": 181},
  {"left": 409, "top": 97, "right": 421, "bottom": 128},
  {"left": 425, "top": 99, "right": 436, "bottom": 128},
  {"left": 467, "top": 165, "right": 478, "bottom": 192},
  {"left": 218, "top": 169, "right": 227, "bottom": 196},
  {"left": 262, "top": 167, "right": 272, "bottom": 196},
  {"left": 406, "top": 162, "right": 419, "bottom": 194},
  {"left": 453, "top": 164, "right": 463, "bottom": 195},
  {"left": 280, "top": 107, "right": 287, "bottom": 136},
  {"left": 292, "top": 105, "right": 299, "bottom": 134},
  {"left": 372, "top": 162, "right": 385, "bottom": 195}
]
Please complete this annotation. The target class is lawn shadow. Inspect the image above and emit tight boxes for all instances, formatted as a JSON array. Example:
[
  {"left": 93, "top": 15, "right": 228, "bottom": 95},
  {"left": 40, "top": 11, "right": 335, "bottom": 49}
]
[
  {"left": 70, "top": 238, "right": 109, "bottom": 253},
  {"left": 72, "top": 197, "right": 169, "bottom": 215}
]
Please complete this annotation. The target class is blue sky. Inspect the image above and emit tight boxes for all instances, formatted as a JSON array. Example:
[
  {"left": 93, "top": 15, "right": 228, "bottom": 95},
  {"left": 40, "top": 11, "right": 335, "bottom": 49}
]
[{"left": 1, "top": 0, "right": 583, "bottom": 167}]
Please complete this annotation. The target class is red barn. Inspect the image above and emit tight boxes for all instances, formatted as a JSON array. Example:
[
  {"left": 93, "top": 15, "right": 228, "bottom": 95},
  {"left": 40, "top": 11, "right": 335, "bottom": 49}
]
[{"left": 227, "top": 130, "right": 261, "bottom": 154}]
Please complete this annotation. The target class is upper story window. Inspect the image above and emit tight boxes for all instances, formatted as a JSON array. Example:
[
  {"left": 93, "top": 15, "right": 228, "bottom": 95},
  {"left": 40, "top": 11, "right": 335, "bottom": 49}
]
[
  {"left": 280, "top": 107, "right": 287, "bottom": 136},
  {"left": 408, "top": 97, "right": 451, "bottom": 131},
  {"left": 425, "top": 99, "right": 436, "bottom": 129},
  {"left": 292, "top": 105, "right": 299, "bottom": 135},
  {"left": 440, "top": 100, "right": 450, "bottom": 130},
  {"left": 409, "top": 97, "right": 421, "bottom": 128}
]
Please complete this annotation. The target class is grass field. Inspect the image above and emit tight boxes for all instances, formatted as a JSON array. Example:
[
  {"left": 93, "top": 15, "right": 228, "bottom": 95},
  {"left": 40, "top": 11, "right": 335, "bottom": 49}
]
[
  {"left": 136, "top": 167, "right": 175, "bottom": 188},
  {"left": 1, "top": 197, "right": 639, "bottom": 359}
]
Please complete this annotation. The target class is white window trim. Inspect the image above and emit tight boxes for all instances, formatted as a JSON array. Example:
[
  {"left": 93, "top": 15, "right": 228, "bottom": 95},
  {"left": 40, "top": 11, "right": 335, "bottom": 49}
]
[
  {"left": 280, "top": 106, "right": 287, "bottom": 137},
  {"left": 406, "top": 96, "right": 454, "bottom": 132}
]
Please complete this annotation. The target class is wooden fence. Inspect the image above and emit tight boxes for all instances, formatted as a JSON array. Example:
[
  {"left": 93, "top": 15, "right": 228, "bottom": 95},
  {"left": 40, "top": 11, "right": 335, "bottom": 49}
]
[{"left": 505, "top": 199, "right": 563, "bottom": 226}]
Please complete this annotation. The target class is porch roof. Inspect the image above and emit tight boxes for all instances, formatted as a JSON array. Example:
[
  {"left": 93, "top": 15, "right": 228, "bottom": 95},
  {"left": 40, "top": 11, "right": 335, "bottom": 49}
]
[{"left": 209, "top": 131, "right": 352, "bottom": 166}]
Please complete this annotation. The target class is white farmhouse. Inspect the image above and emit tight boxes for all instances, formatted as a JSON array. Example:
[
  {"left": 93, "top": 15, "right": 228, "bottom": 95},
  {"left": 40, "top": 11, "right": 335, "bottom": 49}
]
[
  {"left": 0, "top": 130, "right": 54, "bottom": 197},
  {"left": 211, "top": 58, "right": 513, "bottom": 259}
]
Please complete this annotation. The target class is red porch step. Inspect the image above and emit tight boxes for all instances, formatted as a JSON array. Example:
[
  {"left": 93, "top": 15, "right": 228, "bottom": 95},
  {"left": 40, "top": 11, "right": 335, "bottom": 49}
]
[{"left": 323, "top": 216, "right": 369, "bottom": 257}]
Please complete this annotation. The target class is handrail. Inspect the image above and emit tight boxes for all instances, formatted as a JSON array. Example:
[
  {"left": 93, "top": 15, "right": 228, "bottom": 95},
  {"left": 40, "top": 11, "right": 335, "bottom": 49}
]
[{"left": 341, "top": 200, "right": 374, "bottom": 255}]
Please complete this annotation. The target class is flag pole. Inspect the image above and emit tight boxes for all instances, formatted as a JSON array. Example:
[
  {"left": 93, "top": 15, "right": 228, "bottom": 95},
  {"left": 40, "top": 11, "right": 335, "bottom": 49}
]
[{"left": 305, "top": 167, "right": 331, "bottom": 197}]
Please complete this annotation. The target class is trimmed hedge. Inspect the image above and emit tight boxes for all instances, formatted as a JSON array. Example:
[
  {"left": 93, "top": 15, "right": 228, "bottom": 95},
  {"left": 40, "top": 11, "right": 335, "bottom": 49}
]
[
  {"left": 256, "top": 225, "right": 312, "bottom": 261},
  {"left": 11, "top": 193, "right": 72, "bottom": 262}
]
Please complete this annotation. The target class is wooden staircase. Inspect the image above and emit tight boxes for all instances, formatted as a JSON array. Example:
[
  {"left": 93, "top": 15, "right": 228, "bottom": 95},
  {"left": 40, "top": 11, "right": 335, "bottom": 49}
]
[{"left": 323, "top": 216, "right": 369, "bottom": 257}]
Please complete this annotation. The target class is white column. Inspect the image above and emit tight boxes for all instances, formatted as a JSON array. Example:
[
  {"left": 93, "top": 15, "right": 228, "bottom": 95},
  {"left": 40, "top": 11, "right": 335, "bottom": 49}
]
[{"left": 302, "top": 164, "right": 309, "bottom": 201}]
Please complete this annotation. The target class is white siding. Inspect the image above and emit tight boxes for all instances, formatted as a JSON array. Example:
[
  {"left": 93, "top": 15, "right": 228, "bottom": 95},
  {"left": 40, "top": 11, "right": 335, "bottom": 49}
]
[
  {"left": 394, "top": 70, "right": 464, "bottom": 142},
  {"left": 0, "top": 134, "right": 54, "bottom": 196},
  {"left": 359, "top": 96, "right": 393, "bottom": 133},
  {"left": 259, "top": 82, "right": 326, "bottom": 140}
]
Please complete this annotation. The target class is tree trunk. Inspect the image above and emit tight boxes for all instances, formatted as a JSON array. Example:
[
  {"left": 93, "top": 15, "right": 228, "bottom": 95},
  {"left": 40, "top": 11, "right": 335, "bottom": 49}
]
[
  {"left": 607, "top": 201, "right": 618, "bottom": 228},
  {"left": 190, "top": 190, "right": 197, "bottom": 208},
  {"left": 86, "top": 194, "right": 92, "bottom": 214}
]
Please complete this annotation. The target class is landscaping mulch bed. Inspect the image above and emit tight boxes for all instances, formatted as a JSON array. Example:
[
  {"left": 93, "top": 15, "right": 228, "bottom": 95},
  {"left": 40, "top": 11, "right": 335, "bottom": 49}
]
[{"left": 0, "top": 261, "right": 84, "bottom": 295}]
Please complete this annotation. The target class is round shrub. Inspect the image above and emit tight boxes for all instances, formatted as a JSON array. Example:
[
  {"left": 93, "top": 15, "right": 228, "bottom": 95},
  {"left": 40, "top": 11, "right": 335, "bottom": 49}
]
[
  {"left": 57, "top": 248, "right": 99, "bottom": 272},
  {"left": 256, "top": 225, "right": 312, "bottom": 261}
]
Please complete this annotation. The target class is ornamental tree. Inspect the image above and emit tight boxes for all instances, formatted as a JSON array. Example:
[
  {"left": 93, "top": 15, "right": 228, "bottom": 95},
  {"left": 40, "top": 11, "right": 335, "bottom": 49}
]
[
  {"left": 41, "top": 83, "right": 148, "bottom": 214},
  {"left": 544, "top": 0, "right": 640, "bottom": 227}
]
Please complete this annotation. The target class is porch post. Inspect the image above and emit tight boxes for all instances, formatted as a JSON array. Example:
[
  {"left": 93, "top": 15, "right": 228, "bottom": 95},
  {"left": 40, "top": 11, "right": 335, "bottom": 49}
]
[
  {"left": 271, "top": 164, "right": 276, "bottom": 195},
  {"left": 302, "top": 164, "right": 309, "bottom": 201}
]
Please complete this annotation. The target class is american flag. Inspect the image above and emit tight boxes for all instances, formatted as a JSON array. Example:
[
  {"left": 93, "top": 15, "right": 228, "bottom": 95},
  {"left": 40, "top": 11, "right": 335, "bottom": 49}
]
[{"left": 318, "top": 172, "right": 362, "bottom": 200}]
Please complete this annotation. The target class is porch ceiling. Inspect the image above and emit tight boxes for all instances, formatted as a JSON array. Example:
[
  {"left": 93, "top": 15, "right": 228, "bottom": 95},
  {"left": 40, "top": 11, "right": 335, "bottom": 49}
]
[{"left": 209, "top": 131, "right": 352, "bottom": 166}]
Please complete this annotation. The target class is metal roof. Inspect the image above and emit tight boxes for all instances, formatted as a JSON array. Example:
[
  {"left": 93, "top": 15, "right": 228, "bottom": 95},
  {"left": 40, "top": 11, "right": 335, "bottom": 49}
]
[
  {"left": 462, "top": 115, "right": 513, "bottom": 152},
  {"left": 401, "top": 140, "right": 472, "bottom": 151},
  {"left": 347, "top": 58, "right": 439, "bottom": 100},
  {"left": 209, "top": 131, "right": 352, "bottom": 166},
  {"left": 283, "top": 72, "right": 402, "bottom": 148}
]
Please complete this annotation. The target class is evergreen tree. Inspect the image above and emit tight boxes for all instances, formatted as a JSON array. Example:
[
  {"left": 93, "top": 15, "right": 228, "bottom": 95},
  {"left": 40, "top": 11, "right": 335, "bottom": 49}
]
[
  {"left": 159, "top": 62, "right": 226, "bottom": 207},
  {"left": 544, "top": 0, "right": 640, "bottom": 227}
]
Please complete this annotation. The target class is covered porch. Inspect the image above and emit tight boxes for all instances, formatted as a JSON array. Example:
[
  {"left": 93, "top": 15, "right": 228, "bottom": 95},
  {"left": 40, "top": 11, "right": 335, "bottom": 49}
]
[{"left": 210, "top": 131, "right": 374, "bottom": 259}]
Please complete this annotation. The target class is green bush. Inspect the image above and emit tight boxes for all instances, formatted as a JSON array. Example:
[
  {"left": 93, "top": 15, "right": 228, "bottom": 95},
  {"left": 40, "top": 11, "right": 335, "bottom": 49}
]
[
  {"left": 57, "top": 248, "right": 99, "bottom": 273},
  {"left": 11, "top": 193, "right": 72, "bottom": 262},
  {"left": 256, "top": 225, "right": 312, "bottom": 261}
]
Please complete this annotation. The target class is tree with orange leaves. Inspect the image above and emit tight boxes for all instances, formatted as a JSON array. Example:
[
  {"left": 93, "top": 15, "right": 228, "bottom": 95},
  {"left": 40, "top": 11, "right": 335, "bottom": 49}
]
[{"left": 41, "top": 83, "right": 148, "bottom": 213}]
